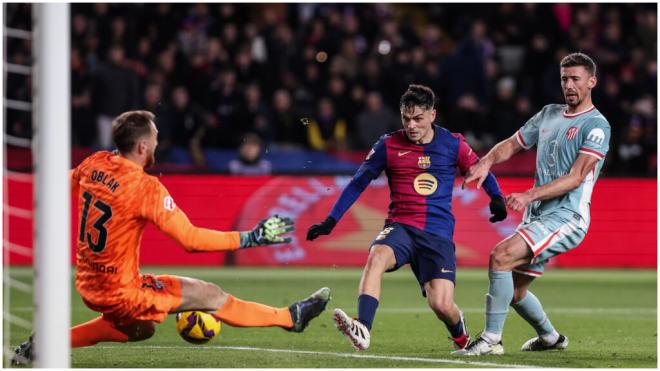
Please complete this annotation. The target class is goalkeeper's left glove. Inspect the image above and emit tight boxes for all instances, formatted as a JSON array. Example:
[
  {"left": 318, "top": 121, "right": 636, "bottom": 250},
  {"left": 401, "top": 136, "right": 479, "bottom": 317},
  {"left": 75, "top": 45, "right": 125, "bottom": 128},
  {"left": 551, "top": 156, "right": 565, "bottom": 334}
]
[
  {"left": 239, "top": 215, "right": 295, "bottom": 248},
  {"left": 489, "top": 195, "right": 507, "bottom": 223}
]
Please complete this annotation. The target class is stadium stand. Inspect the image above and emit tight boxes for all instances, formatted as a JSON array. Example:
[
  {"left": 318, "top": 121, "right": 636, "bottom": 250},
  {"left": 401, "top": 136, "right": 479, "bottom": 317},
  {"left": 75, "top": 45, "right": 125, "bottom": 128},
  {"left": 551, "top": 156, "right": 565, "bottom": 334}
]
[{"left": 5, "top": 3, "right": 657, "bottom": 176}]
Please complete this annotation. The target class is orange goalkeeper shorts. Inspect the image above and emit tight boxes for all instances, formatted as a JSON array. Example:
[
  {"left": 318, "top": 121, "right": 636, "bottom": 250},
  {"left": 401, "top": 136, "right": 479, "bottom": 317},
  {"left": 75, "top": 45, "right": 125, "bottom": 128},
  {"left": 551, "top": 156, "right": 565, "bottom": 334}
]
[{"left": 81, "top": 274, "right": 182, "bottom": 326}]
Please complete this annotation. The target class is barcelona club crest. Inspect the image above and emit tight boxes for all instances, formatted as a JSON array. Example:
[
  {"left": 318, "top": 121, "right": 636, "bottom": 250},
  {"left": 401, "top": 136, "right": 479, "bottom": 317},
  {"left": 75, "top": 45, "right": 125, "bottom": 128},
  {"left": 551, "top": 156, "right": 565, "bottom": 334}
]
[
  {"left": 418, "top": 156, "right": 431, "bottom": 169},
  {"left": 566, "top": 126, "right": 579, "bottom": 141}
]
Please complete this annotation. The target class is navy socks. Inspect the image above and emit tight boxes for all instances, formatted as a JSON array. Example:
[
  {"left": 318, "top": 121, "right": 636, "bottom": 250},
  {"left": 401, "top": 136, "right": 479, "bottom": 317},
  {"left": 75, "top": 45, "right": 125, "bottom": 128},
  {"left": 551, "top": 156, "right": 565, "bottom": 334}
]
[{"left": 357, "top": 294, "right": 379, "bottom": 330}]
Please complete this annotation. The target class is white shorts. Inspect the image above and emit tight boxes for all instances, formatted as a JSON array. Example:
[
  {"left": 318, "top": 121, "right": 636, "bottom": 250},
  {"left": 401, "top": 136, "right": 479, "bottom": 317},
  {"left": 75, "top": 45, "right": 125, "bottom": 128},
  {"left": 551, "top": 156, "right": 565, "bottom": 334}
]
[{"left": 514, "top": 210, "right": 587, "bottom": 277}]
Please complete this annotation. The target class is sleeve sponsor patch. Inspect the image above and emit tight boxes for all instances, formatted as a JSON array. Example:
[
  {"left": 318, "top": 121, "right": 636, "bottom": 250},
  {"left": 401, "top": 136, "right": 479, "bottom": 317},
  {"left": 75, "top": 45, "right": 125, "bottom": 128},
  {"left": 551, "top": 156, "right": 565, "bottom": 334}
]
[
  {"left": 585, "top": 128, "right": 605, "bottom": 146},
  {"left": 163, "top": 195, "right": 176, "bottom": 211}
]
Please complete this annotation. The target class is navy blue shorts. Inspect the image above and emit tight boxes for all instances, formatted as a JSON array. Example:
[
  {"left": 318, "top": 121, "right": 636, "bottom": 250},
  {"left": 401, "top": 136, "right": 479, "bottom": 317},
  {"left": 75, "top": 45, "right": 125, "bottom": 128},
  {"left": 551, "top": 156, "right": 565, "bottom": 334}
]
[{"left": 372, "top": 222, "right": 456, "bottom": 295}]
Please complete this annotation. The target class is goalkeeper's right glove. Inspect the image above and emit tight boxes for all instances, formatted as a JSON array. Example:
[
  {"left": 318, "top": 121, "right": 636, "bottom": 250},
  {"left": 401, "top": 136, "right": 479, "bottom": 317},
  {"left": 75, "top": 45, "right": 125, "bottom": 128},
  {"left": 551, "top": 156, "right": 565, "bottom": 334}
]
[
  {"left": 306, "top": 216, "right": 337, "bottom": 241},
  {"left": 239, "top": 215, "right": 295, "bottom": 248}
]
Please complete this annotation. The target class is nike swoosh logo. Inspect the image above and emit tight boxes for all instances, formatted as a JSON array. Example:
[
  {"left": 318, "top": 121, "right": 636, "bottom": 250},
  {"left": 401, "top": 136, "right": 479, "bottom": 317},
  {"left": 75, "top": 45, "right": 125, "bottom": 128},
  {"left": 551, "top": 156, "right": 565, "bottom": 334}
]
[
  {"left": 398, "top": 151, "right": 411, "bottom": 157},
  {"left": 441, "top": 268, "right": 453, "bottom": 273}
]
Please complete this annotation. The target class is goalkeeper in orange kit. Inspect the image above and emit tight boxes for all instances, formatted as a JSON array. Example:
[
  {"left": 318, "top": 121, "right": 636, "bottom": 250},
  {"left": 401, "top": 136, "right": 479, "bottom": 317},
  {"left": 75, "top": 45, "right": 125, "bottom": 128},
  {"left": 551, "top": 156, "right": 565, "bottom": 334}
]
[{"left": 12, "top": 110, "right": 330, "bottom": 365}]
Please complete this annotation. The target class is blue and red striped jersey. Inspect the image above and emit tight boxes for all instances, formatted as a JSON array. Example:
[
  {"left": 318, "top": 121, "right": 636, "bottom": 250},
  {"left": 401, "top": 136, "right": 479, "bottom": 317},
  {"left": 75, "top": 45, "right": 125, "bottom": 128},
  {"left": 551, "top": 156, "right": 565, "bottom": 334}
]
[{"left": 329, "top": 125, "right": 501, "bottom": 240}]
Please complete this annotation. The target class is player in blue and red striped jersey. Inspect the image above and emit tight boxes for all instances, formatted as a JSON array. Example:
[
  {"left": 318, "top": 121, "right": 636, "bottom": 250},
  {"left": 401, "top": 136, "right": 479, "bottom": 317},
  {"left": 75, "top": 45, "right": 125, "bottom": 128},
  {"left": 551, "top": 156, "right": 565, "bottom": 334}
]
[{"left": 307, "top": 84, "right": 507, "bottom": 351}]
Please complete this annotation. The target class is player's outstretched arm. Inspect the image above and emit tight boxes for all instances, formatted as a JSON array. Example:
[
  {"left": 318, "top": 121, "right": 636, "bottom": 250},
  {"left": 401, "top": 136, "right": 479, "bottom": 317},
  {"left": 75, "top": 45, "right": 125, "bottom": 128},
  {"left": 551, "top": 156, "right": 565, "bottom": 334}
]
[
  {"left": 239, "top": 215, "right": 295, "bottom": 248},
  {"left": 305, "top": 170, "right": 372, "bottom": 241},
  {"left": 158, "top": 210, "right": 241, "bottom": 252},
  {"left": 307, "top": 134, "right": 386, "bottom": 241},
  {"left": 506, "top": 153, "right": 600, "bottom": 211},
  {"left": 149, "top": 181, "right": 295, "bottom": 251},
  {"left": 455, "top": 134, "right": 508, "bottom": 223},
  {"left": 464, "top": 135, "right": 523, "bottom": 189},
  {"left": 305, "top": 168, "right": 371, "bottom": 241},
  {"left": 478, "top": 172, "right": 508, "bottom": 223},
  {"left": 158, "top": 212, "right": 294, "bottom": 252},
  {"left": 306, "top": 165, "right": 375, "bottom": 241}
]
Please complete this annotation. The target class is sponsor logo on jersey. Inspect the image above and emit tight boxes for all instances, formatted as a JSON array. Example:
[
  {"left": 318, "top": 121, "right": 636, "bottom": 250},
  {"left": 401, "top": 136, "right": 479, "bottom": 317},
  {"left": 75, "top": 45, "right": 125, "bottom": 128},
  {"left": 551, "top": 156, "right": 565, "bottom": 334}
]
[
  {"left": 398, "top": 150, "right": 411, "bottom": 157},
  {"left": 164, "top": 195, "right": 176, "bottom": 211},
  {"left": 566, "top": 126, "right": 579, "bottom": 140},
  {"left": 413, "top": 173, "right": 437, "bottom": 195},
  {"left": 586, "top": 128, "right": 605, "bottom": 145},
  {"left": 417, "top": 156, "right": 431, "bottom": 169}
]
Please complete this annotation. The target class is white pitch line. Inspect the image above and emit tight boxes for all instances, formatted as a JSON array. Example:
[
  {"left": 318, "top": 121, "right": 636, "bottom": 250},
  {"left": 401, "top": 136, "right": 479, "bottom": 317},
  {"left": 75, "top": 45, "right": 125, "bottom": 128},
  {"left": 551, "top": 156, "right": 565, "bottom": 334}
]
[{"left": 95, "top": 344, "right": 540, "bottom": 368}]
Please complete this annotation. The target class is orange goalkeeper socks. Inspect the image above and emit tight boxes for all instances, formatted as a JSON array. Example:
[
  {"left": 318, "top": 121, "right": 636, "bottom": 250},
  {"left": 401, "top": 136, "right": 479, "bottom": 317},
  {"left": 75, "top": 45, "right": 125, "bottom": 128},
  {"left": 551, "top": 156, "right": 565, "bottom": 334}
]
[
  {"left": 214, "top": 295, "right": 293, "bottom": 328},
  {"left": 71, "top": 316, "right": 129, "bottom": 347}
]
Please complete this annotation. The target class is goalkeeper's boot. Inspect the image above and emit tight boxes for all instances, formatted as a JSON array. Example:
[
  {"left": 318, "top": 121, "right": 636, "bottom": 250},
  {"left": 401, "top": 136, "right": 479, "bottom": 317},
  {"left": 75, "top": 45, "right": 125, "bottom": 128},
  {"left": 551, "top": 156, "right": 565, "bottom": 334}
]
[
  {"left": 287, "top": 287, "right": 331, "bottom": 332},
  {"left": 449, "top": 311, "right": 471, "bottom": 350},
  {"left": 451, "top": 334, "right": 504, "bottom": 356},
  {"left": 521, "top": 334, "right": 568, "bottom": 351},
  {"left": 12, "top": 335, "right": 34, "bottom": 365},
  {"left": 332, "top": 308, "right": 370, "bottom": 350}
]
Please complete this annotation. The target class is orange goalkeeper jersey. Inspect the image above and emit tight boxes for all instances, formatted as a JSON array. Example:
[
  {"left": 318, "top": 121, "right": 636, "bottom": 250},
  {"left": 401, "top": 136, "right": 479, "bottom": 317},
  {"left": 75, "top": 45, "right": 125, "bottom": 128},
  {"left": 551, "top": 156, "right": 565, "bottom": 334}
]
[{"left": 71, "top": 151, "right": 240, "bottom": 307}]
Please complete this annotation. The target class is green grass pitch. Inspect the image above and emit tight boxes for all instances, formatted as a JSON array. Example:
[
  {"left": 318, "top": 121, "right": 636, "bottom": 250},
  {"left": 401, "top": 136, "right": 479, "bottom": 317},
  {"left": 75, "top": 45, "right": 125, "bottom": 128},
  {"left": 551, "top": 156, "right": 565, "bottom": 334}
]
[{"left": 5, "top": 267, "right": 657, "bottom": 368}]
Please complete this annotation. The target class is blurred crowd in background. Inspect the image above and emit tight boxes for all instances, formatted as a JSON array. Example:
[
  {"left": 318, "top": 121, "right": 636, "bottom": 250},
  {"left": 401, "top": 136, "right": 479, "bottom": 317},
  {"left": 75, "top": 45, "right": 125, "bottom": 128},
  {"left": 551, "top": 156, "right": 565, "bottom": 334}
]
[{"left": 5, "top": 3, "right": 657, "bottom": 176}]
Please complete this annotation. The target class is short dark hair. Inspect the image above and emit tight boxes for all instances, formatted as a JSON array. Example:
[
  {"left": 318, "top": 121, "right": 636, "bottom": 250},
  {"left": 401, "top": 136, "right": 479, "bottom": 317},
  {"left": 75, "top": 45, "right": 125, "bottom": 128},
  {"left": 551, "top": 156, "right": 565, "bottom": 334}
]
[
  {"left": 242, "top": 132, "right": 263, "bottom": 147},
  {"left": 399, "top": 84, "right": 436, "bottom": 112},
  {"left": 560, "top": 52, "right": 597, "bottom": 76},
  {"left": 112, "top": 110, "right": 155, "bottom": 154}
]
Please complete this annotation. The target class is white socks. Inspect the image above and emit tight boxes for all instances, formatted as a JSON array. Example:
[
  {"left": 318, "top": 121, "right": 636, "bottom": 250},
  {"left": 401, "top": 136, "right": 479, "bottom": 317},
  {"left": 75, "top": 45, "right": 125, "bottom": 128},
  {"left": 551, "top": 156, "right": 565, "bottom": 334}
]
[
  {"left": 482, "top": 331, "right": 502, "bottom": 344},
  {"left": 482, "top": 329, "right": 558, "bottom": 345},
  {"left": 540, "top": 330, "right": 560, "bottom": 345}
]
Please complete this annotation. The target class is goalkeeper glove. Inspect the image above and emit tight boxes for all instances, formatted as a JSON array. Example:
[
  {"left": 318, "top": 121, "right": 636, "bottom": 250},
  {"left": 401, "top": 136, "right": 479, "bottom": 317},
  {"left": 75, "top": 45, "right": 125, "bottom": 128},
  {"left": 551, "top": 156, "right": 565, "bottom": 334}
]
[
  {"left": 239, "top": 215, "right": 295, "bottom": 248},
  {"left": 489, "top": 195, "right": 507, "bottom": 223},
  {"left": 306, "top": 216, "right": 337, "bottom": 241}
]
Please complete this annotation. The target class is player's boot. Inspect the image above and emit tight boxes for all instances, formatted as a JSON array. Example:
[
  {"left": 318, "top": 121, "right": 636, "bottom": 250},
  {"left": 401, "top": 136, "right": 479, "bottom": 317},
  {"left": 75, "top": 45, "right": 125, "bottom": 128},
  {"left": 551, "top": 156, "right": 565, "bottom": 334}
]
[
  {"left": 287, "top": 287, "right": 331, "bottom": 332},
  {"left": 521, "top": 334, "right": 568, "bottom": 351},
  {"left": 11, "top": 335, "right": 34, "bottom": 366},
  {"left": 449, "top": 311, "right": 471, "bottom": 350},
  {"left": 451, "top": 334, "right": 504, "bottom": 356},
  {"left": 332, "top": 308, "right": 370, "bottom": 350}
]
